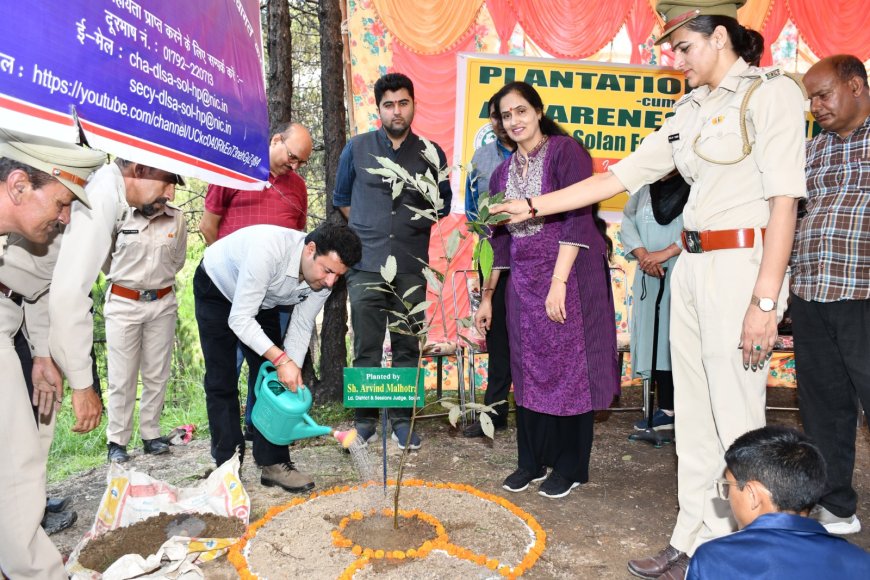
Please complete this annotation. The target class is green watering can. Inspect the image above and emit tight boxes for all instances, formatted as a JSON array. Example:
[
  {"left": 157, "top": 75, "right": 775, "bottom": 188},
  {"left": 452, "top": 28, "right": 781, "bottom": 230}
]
[{"left": 252, "top": 362, "right": 357, "bottom": 448}]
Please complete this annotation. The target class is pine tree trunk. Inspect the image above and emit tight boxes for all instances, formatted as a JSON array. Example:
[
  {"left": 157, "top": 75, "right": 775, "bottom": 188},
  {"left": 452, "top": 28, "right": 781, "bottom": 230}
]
[
  {"left": 315, "top": 0, "right": 350, "bottom": 401},
  {"left": 267, "top": 0, "right": 293, "bottom": 131}
]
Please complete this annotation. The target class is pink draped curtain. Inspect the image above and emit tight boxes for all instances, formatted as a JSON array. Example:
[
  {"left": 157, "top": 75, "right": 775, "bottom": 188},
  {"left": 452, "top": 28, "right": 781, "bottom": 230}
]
[
  {"left": 787, "top": 0, "right": 870, "bottom": 61},
  {"left": 506, "top": 0, "right": 635, "bottom": 59},
  {"left": 486, "top": 0, "right": 520, "bottom": 54},
  {"left": 390, "top": 36, "right": 476, "bottom": 164},
  {"left": 626, "top": 0, "right": 657, "bottom": 64},
  {"left": 757, "top": 0, "right": 789, "bottom": 66}
]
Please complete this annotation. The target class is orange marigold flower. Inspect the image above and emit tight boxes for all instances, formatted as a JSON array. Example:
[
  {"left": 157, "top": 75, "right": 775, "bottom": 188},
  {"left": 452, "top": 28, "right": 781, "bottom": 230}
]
[
  {"left": 351, "top": 545, "right": 362, "bottom": 556},
  {"left": 487, "top": 559, "right": 500, "bottom": 570},
  {"left": 374, "top": 549, "right": 385, "bottom": 559}
]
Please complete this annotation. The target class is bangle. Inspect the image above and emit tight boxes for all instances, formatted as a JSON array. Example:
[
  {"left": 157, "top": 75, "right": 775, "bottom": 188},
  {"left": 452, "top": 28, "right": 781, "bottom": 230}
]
[
  {"left": 272, "top": 352, "right": 288, "bottom": 366},
  {"left": 552, "top": 274, "right": 567, "bottom": 284},
  {"left": 482, "top": 287, "right": 494, "bottom": 293},
  {"left": 275, "top": 357, "right": 292, "bottom": 367},
  {"left": 526, "top": 197, "right": 538, "bottom": 217}
]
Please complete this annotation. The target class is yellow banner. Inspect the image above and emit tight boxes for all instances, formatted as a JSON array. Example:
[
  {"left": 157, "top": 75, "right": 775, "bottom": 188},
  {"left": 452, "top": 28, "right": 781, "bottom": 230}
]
[{"left": 456, "top": 54, "right": 687, "bottom": 212}]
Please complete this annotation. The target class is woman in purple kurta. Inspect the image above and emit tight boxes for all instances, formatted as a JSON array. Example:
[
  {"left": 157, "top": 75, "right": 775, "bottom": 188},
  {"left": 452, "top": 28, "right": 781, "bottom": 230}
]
[{"left": 476, "top": 82, "right": 619, "bottom": 499}]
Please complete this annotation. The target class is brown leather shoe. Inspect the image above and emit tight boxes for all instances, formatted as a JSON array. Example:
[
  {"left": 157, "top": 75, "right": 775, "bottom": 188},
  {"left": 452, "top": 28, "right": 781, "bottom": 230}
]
[
  {"left": 628, "top": 545, "right": 686, "bottom": 579},
  {"left": 658, "top": 553, "right": 690, "bottom": 580},
  {"left": 261, "top": 462, "right": 315, "bottom": 493}
]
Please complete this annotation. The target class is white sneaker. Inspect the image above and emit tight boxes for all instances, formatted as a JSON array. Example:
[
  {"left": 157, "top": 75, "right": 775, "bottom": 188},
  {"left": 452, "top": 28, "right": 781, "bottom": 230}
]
[{"left": 811, "top": 505, "right": 862, "bottom": 534}]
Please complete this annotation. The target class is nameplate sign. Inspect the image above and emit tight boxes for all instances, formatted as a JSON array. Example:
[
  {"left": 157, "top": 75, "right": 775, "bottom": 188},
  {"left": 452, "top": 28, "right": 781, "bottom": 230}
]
[{"left": 343, "top": 368, "right": 425, "bottom": 408}]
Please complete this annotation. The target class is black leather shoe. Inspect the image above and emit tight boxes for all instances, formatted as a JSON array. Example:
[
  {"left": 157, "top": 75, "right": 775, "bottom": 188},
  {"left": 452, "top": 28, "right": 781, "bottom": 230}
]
[
  {"left": 143, "top": 438, "right": 170, "bottom": 455},
  {"left": 46, "top": 496, "right": 71, "bottom": 513},
  {"left": 462, "top": 420, "right": 507, "bottom": 438},
  {"left": 42, "top": 509, "right": 77, "bottom": 535},
  {"left": 107, "top": 442, "right": 130, "bottom": 463}
]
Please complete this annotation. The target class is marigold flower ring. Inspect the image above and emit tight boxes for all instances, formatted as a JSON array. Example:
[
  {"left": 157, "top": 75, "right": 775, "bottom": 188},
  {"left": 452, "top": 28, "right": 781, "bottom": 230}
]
[{"left": 229, "top": 479, "right": 547, "bottom": 579}]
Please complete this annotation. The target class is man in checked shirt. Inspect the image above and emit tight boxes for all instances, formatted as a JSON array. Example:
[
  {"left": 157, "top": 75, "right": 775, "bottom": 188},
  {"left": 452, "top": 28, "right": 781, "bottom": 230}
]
[{"left": 790, "top": 54, "right": 870, "bottom": 536}]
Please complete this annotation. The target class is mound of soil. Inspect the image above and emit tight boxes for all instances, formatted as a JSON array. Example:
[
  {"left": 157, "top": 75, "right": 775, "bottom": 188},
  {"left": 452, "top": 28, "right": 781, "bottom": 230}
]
[
  {"left": 77, "top": 512, "right": 246, "bottom": 573},
  {"left": 342, "top": 513, "right": 438, "bottom": 552}
]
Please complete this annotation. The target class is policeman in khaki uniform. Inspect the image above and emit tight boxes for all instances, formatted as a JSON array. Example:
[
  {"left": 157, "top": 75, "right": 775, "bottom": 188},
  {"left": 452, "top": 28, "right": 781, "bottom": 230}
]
[
  {"left": 0, "top": 129, "right": 106, "bottom": 579},
  {"left": 48, "top": 158, "right": 184, "bottom": 465},
  {"left": 103, "top": 200, "right": 187, "bottom": 463},
  {"left": 493, "top": 2, "right": 806, "bottom": 578}
]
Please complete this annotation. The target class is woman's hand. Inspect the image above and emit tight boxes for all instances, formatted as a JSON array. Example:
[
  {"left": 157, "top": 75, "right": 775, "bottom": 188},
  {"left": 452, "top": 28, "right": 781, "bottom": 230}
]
[
  {"left": 545, "top": 281, "right": 567, "bottom": 324},
  {"left": 739, "top": 306, "right": 778, "bottom": 371},
  {"left": 475, "top": 299, "right": 493, "bottom": 334},
  {"left": 491, "top": 199, "right": 532, "bottom": 224}
]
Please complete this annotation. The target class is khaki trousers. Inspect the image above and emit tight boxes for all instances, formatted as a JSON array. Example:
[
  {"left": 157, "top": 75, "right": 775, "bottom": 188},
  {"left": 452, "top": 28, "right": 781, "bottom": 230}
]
[
  {"left": 0, "top": 298, "right": 66, "bottom": 579},
  {"left": 667, "top": 246, "right": 787, "bottom": 555},
  {"left": 104, "top": 291, "right": 177, "bottom": 445}
]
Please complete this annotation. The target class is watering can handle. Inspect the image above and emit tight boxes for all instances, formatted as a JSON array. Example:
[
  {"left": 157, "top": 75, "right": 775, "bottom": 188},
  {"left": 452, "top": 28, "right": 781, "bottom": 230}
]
[
  {"left": 256, "top": 361, "right": 275, "bottom": 399},
  {"left": 256, "top": 361, "right": 312, "bottom": 404}
]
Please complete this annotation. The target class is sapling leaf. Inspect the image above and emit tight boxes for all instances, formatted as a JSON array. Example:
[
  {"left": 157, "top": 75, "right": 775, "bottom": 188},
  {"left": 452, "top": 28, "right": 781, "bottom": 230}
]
[
  {"left": 373, "top": 155, "right": 413, "bottom": 182},
  {"left": 456, "top": 316, "right": 474, "bottom": 328},
  {"left": 365, "top": 167, "right": 398, "bottom": 178},
  {"left": 423, "top": 268, "right": 442, "bottom": 293},
  {"left": 478, "top": 240, "right": 494, "bottom": 281},
  {"left": 401, "top": 285, "right": 422, "bottom": 300},
  {"left": 407, "top": 301, "right": 431, "bottom": 316},
  {"left": 480, "top": 412, "right": 495, "bottom": 439},
  {"left": 448, "top": 406, "right": 462, "bottom": 427},
  {"left": 380, "top": 255, "right": 397, "bottom": 284}
]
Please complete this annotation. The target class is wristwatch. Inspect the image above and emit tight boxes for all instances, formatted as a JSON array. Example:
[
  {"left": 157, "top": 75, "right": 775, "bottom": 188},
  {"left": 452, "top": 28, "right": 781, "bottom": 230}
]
[{"left": 751, "top": 295, "right": 776, "bottom": 312}]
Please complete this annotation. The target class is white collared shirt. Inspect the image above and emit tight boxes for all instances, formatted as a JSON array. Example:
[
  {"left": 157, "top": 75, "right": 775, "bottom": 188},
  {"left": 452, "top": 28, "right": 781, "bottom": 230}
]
[{"left": 202, "top": 224, "right": 330, "bottom": 365}]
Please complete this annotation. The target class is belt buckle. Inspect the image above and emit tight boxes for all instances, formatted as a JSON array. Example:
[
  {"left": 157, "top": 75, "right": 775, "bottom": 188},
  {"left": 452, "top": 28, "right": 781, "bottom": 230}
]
[
  {"left": 684, "top": 230, "right": 703, "bottom": 254},
  {"left": 140, "top": 289, "right": 158, "bottom": 302}
]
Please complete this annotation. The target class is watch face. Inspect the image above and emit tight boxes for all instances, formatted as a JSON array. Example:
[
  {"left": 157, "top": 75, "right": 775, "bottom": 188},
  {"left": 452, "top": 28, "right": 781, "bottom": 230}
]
[{"left": 759, "top": 298, "right": 775, "bottom": 312}]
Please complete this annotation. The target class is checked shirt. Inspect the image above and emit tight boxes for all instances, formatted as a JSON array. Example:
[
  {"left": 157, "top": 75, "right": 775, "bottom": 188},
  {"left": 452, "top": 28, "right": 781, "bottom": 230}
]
[{"left": 791, "top": 115, "right": 870, "bottom": 303}]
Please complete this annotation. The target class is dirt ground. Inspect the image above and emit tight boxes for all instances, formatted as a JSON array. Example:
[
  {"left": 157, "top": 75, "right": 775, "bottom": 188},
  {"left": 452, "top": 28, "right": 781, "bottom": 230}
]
[{"left": 49, "top": 386, "right": 870, "bottom": 579}]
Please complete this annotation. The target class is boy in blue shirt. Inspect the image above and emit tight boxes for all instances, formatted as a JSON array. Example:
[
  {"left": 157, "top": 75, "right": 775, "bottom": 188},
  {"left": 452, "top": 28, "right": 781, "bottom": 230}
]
[{"left": 688, "top": 426, "right": 870, "bottom": 579}]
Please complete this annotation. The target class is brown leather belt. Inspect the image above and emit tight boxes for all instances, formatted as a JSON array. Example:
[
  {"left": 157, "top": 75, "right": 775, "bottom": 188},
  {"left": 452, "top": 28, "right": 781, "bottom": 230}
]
[
  {"left": 0, "top": 281, "right": 23, "bottom": 305},
  {"left": 111, "top": 283, "right": 173, "bottom": 302},
  {"left": 682, "top": 228, "right": 765, "bottom": 254}
]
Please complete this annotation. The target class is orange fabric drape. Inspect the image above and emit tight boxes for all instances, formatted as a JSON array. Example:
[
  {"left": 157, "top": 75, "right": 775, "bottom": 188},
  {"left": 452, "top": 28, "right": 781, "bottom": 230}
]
[
  {"left": 507, "top": 0, "right": 635, "bottom": 59},
  {"left": 737, "top": 0, "right": 774, "bottom": 31},
  {"left": 787, "top": 0, "right": 870, "bottom": 61},
  {"left": 758, "top": 0, "right": 789, "bottom": 66},
  {"left": 371, "top": 0, "right": 484, "bottom": 55},
  {"left": 486, "top": 0, "right": 519, "bottom": 54},
  {"left": 626, "top": 0, "right": 657, "bottom": 64},
  {"left": 390, "top": 36, "right": 475, "bottom": 165}
]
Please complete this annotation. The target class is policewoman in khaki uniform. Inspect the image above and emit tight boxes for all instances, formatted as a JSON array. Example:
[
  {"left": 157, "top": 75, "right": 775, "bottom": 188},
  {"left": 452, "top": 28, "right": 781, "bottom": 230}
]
[
  {"left": 104, "top": 202, "right": 187, "bottom": 462},
  {"left": 493, "top": 2, "right": 806, "bottom": 578},
  {"left": 0, "top": 129, "right": 105, "bottom": 579}
]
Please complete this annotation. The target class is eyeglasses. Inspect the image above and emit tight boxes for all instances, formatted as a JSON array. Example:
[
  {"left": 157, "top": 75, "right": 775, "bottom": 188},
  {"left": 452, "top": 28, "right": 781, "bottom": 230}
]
[
  {"left": 714, "top": 478, "right": 737, "bottom": 501},
  {"left": 280, "top": 136, "right": 308, "bottom": 169}
]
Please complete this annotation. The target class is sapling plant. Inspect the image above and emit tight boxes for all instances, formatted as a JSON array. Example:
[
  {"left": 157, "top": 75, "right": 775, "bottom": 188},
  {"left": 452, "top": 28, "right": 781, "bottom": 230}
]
[{"left": 363, "top": 140, "right": 508, "bottom": 528}]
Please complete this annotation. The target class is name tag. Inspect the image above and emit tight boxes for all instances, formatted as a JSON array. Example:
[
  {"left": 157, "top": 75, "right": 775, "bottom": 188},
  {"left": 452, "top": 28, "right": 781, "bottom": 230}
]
[
  {"left": 668, "top": 134, "right": 680, "bottom": 143},
  {"left": 121, "top": 229, "right": 139, "bottom": 235}
]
